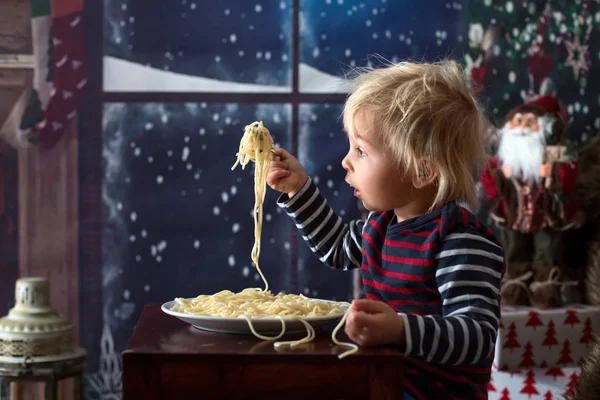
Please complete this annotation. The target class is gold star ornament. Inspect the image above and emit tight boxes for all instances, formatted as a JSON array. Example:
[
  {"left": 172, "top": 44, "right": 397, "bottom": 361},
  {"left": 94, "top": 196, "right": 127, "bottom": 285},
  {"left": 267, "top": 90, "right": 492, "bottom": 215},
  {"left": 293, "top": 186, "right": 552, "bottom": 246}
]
[{"left": 564, "top": 36, "right": 589, "bottom": 80}]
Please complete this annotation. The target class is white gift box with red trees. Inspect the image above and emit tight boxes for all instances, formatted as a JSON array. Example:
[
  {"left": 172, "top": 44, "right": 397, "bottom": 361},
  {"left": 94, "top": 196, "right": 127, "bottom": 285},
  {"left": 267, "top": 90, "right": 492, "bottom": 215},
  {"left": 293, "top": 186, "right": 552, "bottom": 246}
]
[{"left": 494, "top": 304, "right": 599, "bottom": 371}]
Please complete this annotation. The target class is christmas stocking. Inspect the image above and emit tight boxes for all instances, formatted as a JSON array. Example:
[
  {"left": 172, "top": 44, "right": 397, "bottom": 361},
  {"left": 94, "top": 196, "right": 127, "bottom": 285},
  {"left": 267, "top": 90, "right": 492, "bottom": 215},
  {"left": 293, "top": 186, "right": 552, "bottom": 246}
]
[{"left": 20, "top": 0, "right": 86, "bottom": 149}]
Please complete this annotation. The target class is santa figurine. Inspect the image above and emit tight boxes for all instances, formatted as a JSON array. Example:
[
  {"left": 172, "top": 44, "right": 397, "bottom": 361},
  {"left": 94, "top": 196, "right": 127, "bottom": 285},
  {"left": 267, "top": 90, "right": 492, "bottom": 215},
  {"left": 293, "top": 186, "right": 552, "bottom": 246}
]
[{"left": 480, "top": 96, "right": 580, "bottom": 309}]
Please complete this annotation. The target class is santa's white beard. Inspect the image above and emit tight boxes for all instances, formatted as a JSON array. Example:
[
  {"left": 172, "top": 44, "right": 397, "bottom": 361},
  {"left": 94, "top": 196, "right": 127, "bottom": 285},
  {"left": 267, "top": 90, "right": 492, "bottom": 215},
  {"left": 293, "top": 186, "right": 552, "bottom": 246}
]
[{"left": 497, "top": 125, "right": 546, "bottom": 182}]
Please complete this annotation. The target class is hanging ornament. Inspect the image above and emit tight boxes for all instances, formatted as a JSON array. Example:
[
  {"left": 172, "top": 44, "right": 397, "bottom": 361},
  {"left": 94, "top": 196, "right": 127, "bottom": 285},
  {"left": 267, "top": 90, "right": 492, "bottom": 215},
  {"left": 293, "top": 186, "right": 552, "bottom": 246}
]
[{"left": 563, "top": 35, "right": 589, "bottom": 80}]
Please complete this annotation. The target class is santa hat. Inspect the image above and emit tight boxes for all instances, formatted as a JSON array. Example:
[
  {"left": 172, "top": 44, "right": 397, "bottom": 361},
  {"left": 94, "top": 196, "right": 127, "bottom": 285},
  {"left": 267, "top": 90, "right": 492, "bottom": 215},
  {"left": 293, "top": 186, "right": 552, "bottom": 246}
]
[
  {"left": 526, "top": 95, "right": 560, "bottom": 115},
  {"left": 504, "top": 96, "right": 561, "bottom": 121}
]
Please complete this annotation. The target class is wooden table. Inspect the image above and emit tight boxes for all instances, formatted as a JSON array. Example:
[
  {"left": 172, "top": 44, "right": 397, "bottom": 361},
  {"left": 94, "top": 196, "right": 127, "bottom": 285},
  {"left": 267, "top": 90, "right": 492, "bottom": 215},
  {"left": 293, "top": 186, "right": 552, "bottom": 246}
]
[{"left": 123, "top": 303, "right": 405, "bottom": 400}]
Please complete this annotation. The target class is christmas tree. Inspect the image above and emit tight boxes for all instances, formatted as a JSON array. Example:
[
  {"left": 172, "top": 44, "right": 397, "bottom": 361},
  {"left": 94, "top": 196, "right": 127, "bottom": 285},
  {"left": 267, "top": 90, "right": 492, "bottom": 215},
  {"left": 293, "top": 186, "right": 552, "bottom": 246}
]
[
  {"left": 564, "top": 310, "right": 581, "bottom": 327},
  {"left": 543, "top": 320, "right": 559, "bottom": 348},
  {"left": 545, "top": 367, "right": 565, "bottom": 380},
  {"left": 563, "top": 372, "right": 579, "bottom": 397},
  {"left": 520, "top": 370, "right": 539, "bottom": 397},
  {"left": 580, "top": 317, "right": 594, "bottom": 345},
  {"left": 558, "top": 340, "right": 573, "bottom": 365},
  {"left": 544, "top": 390, "right": 553, "bottom": 400},
  {"left": 488, "top": 374, "right": 496, "bottom": 392},
  {"left": 519, "top": 342, "right": 536, "bottom": 369},
  {"left": 499, "top": 387, "right": 511, "bottom": 400},
  {"left": 504, "top": 322, "right": 521, "bottom": 351},
  {"left": 526, "top": 310, "right": 543, "bottom": 330}
]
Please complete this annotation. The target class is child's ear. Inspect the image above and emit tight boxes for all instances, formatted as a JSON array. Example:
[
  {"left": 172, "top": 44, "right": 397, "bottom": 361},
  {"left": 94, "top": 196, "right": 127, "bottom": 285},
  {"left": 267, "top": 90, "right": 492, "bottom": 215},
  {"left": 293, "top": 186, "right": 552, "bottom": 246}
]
[{"left": 412, "top": 159, "right": 438, "bottom": 189}]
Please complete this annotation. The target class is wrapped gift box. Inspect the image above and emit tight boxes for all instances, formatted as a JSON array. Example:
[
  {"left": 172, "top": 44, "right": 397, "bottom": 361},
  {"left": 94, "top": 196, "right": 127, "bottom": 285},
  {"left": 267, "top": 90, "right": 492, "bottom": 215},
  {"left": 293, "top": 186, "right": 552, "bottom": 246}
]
[
  {"left": 494, "top": 304, "right": 600, "bottom": 371},
  {"left": 490, "top": 366, "right": 580, "bottom": 400}
]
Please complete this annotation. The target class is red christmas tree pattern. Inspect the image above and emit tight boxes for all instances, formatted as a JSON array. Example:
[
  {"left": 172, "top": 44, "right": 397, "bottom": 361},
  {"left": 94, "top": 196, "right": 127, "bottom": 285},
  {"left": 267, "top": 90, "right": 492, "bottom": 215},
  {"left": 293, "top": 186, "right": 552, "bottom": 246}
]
[
  {"left": 505, "top": 322, "right": 521, "bottom": 351},
  {"left": 499, "top": 388, "right": 510, "bottom": 400},
  {"left": 563, "top": 372, "right": 579, "bottom": 397},
  {"left": 545, "top": 367, "right": 565, "bottom": 380},
  {"left": 526, "top": 310, "right": 543, "bottom": 330},
  {"left": 544, "top": 390, "right": 553, "bottom": 400},
  {"left": 488, "top": 374, "right": 496, "bottom": 392},
  {"left": 558, "top": 340, "right": 573, "bottom": 365},
  {"left": 520, "top": 342, "right": 536, "bottom": 369},
  {"left": 580, "top": 317, "right": 594, "bottom": 345},
  {"left": 564, "top": 310, "right": 580, "bottom": 327},
  {"left": 543, "top": 320, "right": 559, "bottom": 348},
  {"left": 520, "top": 370, "right": 539, "bottom": 397}
]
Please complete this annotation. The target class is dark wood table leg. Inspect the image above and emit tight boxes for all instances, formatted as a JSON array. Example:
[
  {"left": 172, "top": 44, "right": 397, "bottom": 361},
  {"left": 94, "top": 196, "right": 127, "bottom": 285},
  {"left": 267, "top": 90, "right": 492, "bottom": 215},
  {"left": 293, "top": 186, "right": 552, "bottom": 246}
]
[
  {"left": 368, "top": 364, "right": 404, "bottom": 400},
  {"left": 44, "top": 377, "right": 58, "bottom": 400},
  {"left": 0, "top": 377, "right": 9, "bottom": 400},
  {"left": 74, "top": 374, "right": 83, "bottom": 400},
  {"left": 122, "top": 355, "right": 160, "bottom": 400}
]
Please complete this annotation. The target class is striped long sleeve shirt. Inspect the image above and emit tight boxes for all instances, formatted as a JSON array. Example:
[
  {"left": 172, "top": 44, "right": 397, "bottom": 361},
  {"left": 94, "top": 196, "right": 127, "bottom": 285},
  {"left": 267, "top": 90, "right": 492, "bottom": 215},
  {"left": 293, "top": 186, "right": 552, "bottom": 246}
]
[{"left": 278, "top": 178, "right": 505, "bottom": 400}]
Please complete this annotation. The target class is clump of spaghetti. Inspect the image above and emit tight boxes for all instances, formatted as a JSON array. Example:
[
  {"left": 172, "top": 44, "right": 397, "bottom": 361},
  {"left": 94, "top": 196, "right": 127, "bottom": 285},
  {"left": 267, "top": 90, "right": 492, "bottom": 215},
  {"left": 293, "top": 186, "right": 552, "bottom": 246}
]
[{"left": 231, "top": 121, "right": 274, "bottom": 292}]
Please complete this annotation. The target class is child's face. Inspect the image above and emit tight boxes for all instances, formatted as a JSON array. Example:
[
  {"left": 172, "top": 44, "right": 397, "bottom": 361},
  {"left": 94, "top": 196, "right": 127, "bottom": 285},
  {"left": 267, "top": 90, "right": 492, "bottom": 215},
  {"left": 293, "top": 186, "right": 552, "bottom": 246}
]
[{"left": 341, "top": 112, "right": 414, "bottom": 213}]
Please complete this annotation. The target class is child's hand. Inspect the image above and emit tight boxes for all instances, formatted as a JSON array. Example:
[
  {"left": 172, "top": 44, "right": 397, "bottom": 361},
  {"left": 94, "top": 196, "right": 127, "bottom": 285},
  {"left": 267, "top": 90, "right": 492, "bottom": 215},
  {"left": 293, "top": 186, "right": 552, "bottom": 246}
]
[
  {"left": 345, "top": 299, "right": 405, "bottom": 348},
  {"left": 267, "top": 148, "right": 308, "bottom": 198}
]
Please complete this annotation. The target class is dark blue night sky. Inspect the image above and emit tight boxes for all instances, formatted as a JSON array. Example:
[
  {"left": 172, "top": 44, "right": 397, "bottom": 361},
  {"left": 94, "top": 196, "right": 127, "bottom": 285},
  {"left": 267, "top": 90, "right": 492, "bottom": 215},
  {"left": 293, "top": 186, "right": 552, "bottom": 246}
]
[
  {"left": 104, "top": 0, "right": 466, "bottom": 88},
  {"left": 105, "top": 0, "right": 293, "bottom": 86},
  {"left": 300, "top": 0, "right": 467, "bottom": 76}
]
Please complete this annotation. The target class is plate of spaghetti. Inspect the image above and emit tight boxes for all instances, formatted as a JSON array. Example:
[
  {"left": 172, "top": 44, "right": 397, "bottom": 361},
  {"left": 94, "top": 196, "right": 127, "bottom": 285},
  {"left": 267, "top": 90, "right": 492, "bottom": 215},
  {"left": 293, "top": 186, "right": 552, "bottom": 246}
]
[
  {"left": 161, "top": 290, "right": 349, "bottom": 335},
  {"left": 163, "top": 121, "right": 358, "bottom": 359}
]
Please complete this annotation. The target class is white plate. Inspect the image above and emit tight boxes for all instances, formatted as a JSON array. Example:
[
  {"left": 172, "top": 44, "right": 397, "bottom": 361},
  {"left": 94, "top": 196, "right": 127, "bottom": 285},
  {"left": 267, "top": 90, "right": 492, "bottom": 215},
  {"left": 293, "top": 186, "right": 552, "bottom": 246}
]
[{"left": 161, "top": 299, "right": 348, "bottom": 335}]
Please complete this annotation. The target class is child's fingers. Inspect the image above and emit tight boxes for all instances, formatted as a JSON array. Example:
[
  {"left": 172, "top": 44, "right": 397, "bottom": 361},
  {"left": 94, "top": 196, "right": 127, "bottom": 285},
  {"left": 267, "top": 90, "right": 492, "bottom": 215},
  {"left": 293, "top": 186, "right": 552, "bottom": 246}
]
[
  {"left": 267, "top": 169, "right": 291, "bottom": 183},
  {"left": 350, "top": 310, "right": 377, "bottom": 327},
  {"left": 352, "top": 298, "right": 387, "bottom": 314},
  {"left": 344, "top": 322, "right": 362, "bottom": 343},
  {"left": 269, "top": 160, "right": 288, "bottom": 170},
  {"left": 272, "top": 147, "right": 294, "bottom": 161}
]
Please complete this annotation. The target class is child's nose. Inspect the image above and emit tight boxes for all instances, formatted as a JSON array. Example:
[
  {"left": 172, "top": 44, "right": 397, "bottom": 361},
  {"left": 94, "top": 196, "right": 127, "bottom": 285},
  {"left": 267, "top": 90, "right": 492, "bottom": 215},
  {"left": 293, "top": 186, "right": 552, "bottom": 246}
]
[{"left": 341, "top": 154, "right": 352, "bottom": 172}]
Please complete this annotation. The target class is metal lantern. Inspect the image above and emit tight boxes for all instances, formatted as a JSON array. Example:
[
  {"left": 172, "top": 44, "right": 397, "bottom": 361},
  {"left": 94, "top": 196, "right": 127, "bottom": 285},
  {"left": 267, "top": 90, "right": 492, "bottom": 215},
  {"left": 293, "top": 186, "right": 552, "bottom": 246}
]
[{"left": 0, "top": 277, "right": 86, "bottom": 399}]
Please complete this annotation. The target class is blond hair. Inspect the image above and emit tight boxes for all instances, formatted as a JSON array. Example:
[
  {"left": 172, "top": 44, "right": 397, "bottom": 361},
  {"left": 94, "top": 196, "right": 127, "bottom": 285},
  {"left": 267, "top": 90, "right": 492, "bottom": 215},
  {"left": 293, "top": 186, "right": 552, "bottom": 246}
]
[{"left": 342, "top": 59, "right": 489, "bottom": 211}]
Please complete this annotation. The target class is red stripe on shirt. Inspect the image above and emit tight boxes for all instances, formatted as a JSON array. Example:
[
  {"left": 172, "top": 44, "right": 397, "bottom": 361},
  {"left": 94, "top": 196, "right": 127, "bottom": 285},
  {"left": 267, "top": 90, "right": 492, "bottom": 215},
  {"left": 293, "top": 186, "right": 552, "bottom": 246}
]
[
  {"left": 362, "top": 231, "right": 382, "bottom": 256},
  {"left": 384, "top": 238, "right": 437, "bottom": 251},
  {"left": 404, "top": 380, "right": 426, "bottom": 400},
  {"left": 362, "top": 262, "right": 435, "bottom": 282},
  {"left": 382, "top": 211, "right": 392, "bottom": 224},
  {"left": 369, "top": 218, "right": 385, "bottom": 238},
  {"left": 382, "top": 254, "right": 433, "bottom": 266},
  {"left": 399, "top": 227, "right": 440, "bottom": 237},
  {"left": 365, "top": 293, "right": 383, "bottom": 301},
  {"left": 460, "top": 207, "right": 469, "bottom": 225},
  {"left": 362, "top": 279, "right": 437, "bottom": 294},
  {"left": 388, "top": 298, "right": 442, "bottom": 307}
]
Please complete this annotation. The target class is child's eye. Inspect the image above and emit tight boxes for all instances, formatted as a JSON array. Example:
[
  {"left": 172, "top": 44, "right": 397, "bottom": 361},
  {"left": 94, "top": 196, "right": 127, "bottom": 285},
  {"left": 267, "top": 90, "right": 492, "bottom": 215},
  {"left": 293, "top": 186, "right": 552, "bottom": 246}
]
[{"left": 356, "top": 147, "right": 366, "bottom": 157}]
